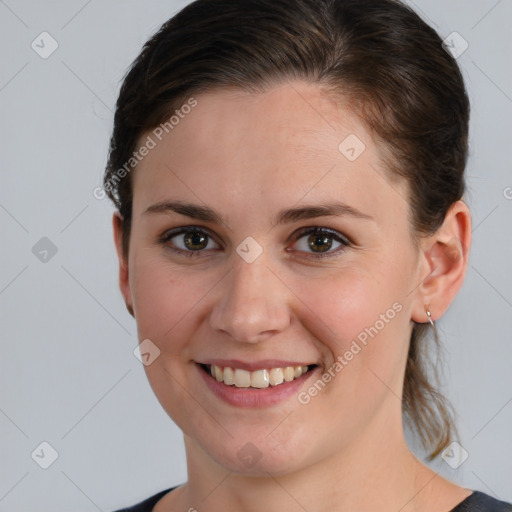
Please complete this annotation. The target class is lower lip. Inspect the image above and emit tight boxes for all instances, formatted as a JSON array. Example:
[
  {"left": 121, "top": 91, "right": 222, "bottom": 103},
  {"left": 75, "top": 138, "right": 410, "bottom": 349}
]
[{"left": 197, "top": 364, "right": 319, "bottom": 408}]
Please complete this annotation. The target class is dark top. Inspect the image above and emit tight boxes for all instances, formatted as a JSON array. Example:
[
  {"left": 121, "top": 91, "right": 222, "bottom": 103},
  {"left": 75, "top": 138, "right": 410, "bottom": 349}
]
[{"left": 113, "top": 488, "right": 512, "bottom": 512}]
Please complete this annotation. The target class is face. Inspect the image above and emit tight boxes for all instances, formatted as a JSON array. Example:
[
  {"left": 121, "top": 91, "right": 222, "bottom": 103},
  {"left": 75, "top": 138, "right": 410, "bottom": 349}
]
[{"left": 119, "top": 81, "right": 425, "bottom": 475}]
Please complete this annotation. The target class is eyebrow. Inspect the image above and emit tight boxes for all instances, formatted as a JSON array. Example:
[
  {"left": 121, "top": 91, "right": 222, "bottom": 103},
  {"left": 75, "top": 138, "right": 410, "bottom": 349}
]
[{"left": 143, "top": 200, "right": 374, "bottom": 225}]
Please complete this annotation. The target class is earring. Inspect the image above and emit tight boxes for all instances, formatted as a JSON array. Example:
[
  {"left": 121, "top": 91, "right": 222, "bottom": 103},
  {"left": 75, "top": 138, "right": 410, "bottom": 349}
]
[{"left": 425, "top": 304, "right": 434, "bottom": 327}]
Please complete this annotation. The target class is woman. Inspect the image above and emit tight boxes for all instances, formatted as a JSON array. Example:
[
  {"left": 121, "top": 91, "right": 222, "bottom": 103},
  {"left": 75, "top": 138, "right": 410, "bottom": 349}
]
[{"left": 104, "top": 0, "right": 512, "bottom": 510}]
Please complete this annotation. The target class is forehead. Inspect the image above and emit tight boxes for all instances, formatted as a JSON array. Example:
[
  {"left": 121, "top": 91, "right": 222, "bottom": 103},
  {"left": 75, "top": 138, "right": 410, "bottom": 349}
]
[
  {"left": 164, "top": 83, "right": 361, "bottom": 165},
  {"left": 131, "top": 81, "right": 408, "bottom": 224}
]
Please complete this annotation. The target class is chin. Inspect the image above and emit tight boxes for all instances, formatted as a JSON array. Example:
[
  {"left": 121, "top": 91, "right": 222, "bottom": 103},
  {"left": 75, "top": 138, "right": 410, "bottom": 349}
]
[
  {"left": 210, "top": 443, "right": 307, "bottom": 476},
  {"left": 193, "top": 424, "right": 316, "bottom": 477}
]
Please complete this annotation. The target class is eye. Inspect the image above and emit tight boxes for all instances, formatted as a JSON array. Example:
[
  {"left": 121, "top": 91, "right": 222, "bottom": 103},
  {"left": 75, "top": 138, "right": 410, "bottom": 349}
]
[
  {"left": 158, "top": 227, "right": 220, "bottom": 257},
  {"left": 289, "top": 227, "right": 350, "bottom": 259},
  {"left": 158, "top": 226, "right": 351, "bottom": 260}
]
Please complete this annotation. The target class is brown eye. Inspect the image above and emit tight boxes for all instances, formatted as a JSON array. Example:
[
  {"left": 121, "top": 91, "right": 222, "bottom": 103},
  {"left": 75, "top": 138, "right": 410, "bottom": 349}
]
[
  {"left": 159, "top": 227, "right": 220, "bottom": 257},
  {"left": 290, "top": 227, "right": 349, "bottom": 259},
  {"left": 307, "top": 232, "right": 334, "bottom": 253},
  {"left": 183, "top": 231, "right": 209, "bottom": 251}
]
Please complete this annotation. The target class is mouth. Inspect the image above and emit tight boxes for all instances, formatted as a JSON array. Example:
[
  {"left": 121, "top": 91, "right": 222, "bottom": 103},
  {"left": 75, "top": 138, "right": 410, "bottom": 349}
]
[
  {"left": 200, "top": 363, "right": 317, "bottom": 389},
  {"left": 196, "top": 361, "right": 319, "bottom": 408}
]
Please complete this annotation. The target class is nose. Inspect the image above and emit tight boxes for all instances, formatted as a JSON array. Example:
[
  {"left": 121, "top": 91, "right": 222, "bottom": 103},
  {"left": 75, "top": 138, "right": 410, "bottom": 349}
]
[{"left": 209, "top": 255, "right": 291, "bottom": 344}]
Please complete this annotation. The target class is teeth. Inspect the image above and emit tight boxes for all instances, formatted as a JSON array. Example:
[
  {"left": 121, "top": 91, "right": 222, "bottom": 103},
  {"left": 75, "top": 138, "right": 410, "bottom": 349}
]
[
  {"left": 250, "top": 369, "right": 269, "bottom": 388},
  {"left": 269, "top": 368, "right": 284, "bottom": 386},
  {"left": 283, "top": 366, "right": 295, "bottom": 382},
  {"left": 223, "top": 366, "right": 234, "bottom": 386},
  {"left": 234, "top": 368, "right": 251, "bottom": 388},
  {"left": 207, "top": 364, "right": 310, "bottom": 388}
]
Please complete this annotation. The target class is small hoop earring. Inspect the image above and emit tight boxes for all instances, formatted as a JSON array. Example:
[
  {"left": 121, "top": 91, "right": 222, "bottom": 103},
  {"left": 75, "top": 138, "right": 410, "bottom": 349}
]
[{"left": 425, "top": 304, "right": 434, "bottom": 327}]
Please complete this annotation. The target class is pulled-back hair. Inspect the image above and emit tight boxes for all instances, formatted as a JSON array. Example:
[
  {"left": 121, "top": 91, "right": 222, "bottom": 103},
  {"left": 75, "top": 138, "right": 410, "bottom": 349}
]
[{"left": 104, "top": 0, "right": 470, "bottom": 460}]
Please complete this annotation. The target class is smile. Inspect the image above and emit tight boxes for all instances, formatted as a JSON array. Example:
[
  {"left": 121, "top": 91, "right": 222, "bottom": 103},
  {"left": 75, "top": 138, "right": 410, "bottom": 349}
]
[
  {"left": 196, "top": 361, "right": 319, "bottom": 407},
  {"left": 205, "top": 364, "right": 311, "bottom": 388}
]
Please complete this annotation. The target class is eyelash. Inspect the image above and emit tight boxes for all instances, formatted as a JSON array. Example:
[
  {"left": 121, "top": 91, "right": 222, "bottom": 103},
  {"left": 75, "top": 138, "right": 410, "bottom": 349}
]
[{"left": 158, "top": 226, "right": 351, "bottom": 260}]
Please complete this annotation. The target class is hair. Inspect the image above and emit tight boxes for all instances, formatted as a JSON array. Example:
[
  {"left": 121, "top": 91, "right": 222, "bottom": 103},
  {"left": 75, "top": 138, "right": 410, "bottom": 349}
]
[{"left": 104, "top": 0, "right": 469, "bottom": 460}]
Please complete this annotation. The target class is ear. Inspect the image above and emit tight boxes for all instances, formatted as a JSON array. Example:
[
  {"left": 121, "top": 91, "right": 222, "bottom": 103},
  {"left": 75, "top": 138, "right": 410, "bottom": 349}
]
[
  {"left": 112, "top": 212, "right": 134, "bottom": 317},
  {"left": 411, "top": 200, "right": 471, "bottom": 323}
]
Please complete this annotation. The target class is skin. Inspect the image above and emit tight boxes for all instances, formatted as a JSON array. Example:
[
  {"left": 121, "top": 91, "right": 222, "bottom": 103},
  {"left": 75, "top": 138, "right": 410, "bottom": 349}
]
[{"left": 113, "top": 81, "right": 472, "bottom": 512}]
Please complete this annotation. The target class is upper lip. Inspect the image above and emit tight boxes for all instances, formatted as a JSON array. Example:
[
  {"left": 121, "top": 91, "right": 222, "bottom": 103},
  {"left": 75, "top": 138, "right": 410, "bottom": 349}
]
[{"left": 197, "top": 359, "right": 316, "bottom": 371}]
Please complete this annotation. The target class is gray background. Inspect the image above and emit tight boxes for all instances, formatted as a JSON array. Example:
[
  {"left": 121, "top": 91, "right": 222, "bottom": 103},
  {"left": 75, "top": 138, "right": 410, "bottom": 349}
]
[{"left": 0, "top": 1, "right": 511, "bottom": 511}]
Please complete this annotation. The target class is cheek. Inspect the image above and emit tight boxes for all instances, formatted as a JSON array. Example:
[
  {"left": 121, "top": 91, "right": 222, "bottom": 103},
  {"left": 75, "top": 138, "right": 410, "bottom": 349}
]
[
  {"left": 285, "top": 261, "right": 410, "bottom": 399},
  {"left": 129, "top": 256, "right": 206, "bottom": 353},
  {"left": 290, "top": 269, "right": 409, "bottom": 430},
  {"left": 289, "top": 266, "right": 403, "bottom": 349}
]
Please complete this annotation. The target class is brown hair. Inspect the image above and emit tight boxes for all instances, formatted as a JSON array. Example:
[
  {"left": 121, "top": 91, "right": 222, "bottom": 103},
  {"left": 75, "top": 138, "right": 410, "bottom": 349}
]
[{"left": 104, "top": 0, "right": 469, "bottom": 460}]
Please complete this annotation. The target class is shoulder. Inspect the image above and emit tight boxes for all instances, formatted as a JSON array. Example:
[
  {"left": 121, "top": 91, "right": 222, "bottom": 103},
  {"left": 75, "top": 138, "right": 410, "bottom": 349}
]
[
  {"left": 112, "top": 488, "right": 175, "bottom": 512},
  {"left": 451, "top": 490, "right": 512, "bottom": 512}
]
